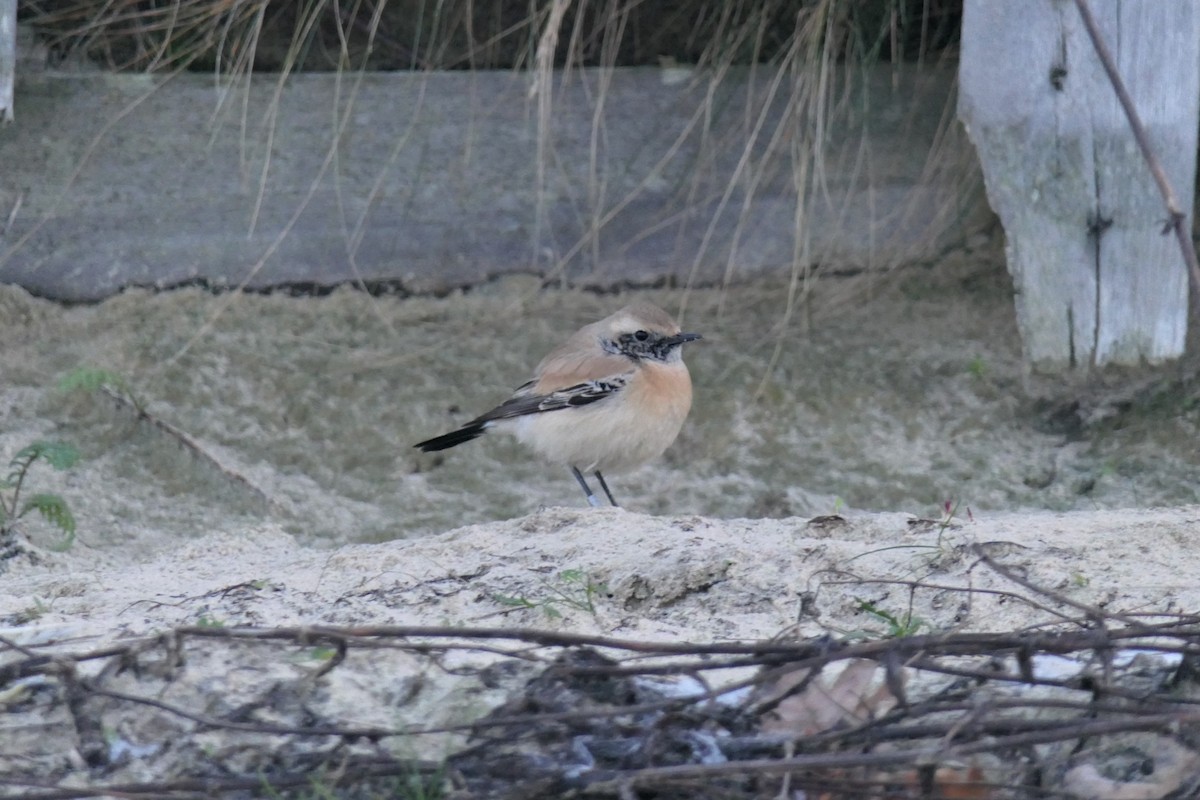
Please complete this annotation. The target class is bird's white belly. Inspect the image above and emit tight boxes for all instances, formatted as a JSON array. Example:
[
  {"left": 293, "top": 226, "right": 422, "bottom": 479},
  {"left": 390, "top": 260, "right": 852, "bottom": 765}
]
[{"left": 509, "top": 398, "right": 687, "bottom": 473}]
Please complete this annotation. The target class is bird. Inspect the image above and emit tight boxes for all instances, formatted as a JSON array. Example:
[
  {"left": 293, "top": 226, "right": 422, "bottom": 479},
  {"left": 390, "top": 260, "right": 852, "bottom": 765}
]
[{"left": 415, "top": 302, "right": 701, "bottom": 507}]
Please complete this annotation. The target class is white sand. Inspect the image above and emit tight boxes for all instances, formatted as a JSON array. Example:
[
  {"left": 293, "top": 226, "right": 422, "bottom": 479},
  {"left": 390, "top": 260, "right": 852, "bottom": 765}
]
[{"left": 6, "top": 504, "right": 1195, "bottom": 650}]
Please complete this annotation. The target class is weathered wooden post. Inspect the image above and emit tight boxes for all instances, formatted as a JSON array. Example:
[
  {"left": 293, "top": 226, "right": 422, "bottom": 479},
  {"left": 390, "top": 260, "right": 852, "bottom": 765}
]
[
  {"left": 0, "top": 0, "right": 15, "bottom": 122},
  {"left": 959, "top": 0, "right": 1199, "bottom": 371}
]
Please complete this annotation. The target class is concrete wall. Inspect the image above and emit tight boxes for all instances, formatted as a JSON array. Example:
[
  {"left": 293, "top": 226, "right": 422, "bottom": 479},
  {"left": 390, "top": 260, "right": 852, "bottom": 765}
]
[{"left": 0, "top": 60, "right": 984, "bottom": 302}]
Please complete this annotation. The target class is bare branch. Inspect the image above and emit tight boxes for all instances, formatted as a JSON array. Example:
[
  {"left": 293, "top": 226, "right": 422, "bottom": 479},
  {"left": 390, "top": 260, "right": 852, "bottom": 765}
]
[{"left": 1073, "top": 0, "right": 1200, "bottom": 296}]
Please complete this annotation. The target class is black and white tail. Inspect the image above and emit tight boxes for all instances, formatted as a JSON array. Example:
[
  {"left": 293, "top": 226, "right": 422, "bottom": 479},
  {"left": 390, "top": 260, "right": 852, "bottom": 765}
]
[{"left": 414, "top": 421, "right": 488, "bottom": 452}]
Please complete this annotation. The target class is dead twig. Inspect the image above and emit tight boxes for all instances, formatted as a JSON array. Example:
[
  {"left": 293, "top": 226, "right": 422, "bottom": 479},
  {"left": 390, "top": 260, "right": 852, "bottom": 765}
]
[
  {"left": 0, "top": 758, "right": 442, "bottom": 800},
  {"left": 3, "top": 610, "right": 1200, "bottom": 797},
  {"left": 100, "top": 385, "right": 279, "bottom": 511}
]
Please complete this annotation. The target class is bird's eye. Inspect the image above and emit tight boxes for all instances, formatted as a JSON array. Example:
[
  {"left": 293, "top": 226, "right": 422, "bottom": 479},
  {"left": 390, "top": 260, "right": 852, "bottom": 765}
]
[{"left": 634, "top": 330, "right": 649, "bottom": 341}]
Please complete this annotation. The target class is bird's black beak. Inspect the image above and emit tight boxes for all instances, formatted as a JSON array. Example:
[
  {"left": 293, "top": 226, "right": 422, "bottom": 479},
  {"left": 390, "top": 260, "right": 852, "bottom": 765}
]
[{"left": 665, "top": 332, "right": 702, "bottom": 347}]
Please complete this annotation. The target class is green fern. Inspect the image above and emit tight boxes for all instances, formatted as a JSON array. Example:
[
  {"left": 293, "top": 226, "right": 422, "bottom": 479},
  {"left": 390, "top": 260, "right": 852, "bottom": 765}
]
[
  {"left": 9, "top": 441, "right": 80, "bottom": 475},
  {"left": 21, "top": 494, "right": 76, "bottom": 549},
  {"left": 1, "top": 441, "right": 81, "bottom": 548}
]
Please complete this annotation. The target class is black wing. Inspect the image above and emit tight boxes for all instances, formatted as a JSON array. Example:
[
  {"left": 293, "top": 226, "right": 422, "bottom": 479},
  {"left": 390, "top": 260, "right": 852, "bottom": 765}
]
[
  {"left": 481, "top": 375, "right": 629, "bottom": 421},
  {"left": 415, "top": 376, "right": 628, "bottom": 452}
]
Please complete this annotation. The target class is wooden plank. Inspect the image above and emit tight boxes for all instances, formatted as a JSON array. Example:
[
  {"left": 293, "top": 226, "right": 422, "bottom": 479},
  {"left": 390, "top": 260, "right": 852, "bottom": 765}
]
[
  {"left": 959, "top": 0, "right": 1197, "bottom": 370},
  {"left": 0, "top": 0, "right": 14, "bottom": 122}
]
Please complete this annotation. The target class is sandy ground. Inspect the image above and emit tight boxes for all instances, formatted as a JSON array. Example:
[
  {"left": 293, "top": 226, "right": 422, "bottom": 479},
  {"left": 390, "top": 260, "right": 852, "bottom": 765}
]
[
  {"left": 2, "top": 504, "right": 1199, "bottom": 792},
  {"left": 3, "top": 242, "right": 1200, "bottom": 791},
  {"left": 3, "top": 241, "right": 1199, "bottom": 555},
  {"left": 7, "top": 505, "right": 1200, "bottom": 645}
]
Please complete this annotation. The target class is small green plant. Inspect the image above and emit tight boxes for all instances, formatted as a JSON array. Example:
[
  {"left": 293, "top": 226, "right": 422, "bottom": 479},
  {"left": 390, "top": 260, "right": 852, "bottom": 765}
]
[
  {"left": 935, "top": 498, "right": 971, "bottom": 549},
  {"left": 0, "top": 441, "right": 80, "bottom": 548},
  {"left": 295, "top": 645, "right": 339, "bottom": 663},
  {"left": 394, "top": 764, "right": 447, "bottom": 800},
  {"left": 850, "top": 498, "right": 973, "bottom": 571},
  {"left": 551, "top": 568, "right": 606, "bottom": 614},
  {"left": 492, "top": 592, "right": 552, "bottom": 616},
  {"left": 259, "top": 762, "right": 446, "bottom": 800},
  {"left": 855, "top": 599, "right": 927, "bottom": 638},
  {"left": 11, "top": 597, "right": 51, "bottom": 625},
  {"left": 966, "top": 356, "right": 988, "bottom": 378},
  {"left": 492, "top": 569, "right": 607, "bottom": 620},
  {"left": 58, "top": 367, "right": 145, "bottom": 413}
]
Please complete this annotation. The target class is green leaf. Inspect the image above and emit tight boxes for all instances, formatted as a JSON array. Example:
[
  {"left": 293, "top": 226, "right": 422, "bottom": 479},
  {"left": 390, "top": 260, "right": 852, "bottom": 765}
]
[
  {"left": 558, "top": 569, "right": 585, "bottom": 584},
  {"left": 20, "top": 493, "right": 76, "bottom": 550},
  {"left": 58, "top": 367, "right": 130, "bottom": 396},
  {"left": 855, "top": 599, "right": 924, "bottom": 638},
  {"left": 20, "top": 493, "right": 73, "bottom": 530},
  {"left": 11, "top": 441, "right": 80, "bottom": 472},
  {"left": 58, "top": 367, "right": 144, "bottom": 413},
  {"left": 491, "top": 593, "right": 537, "bottom": 610},
  {"left": 307, "top": 646, "right": 337, "bottom": 661}
]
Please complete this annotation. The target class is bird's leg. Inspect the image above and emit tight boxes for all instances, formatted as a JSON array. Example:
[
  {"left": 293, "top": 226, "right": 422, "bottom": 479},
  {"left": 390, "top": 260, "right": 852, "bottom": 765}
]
[
  {"left": 571, "top": 467, "right": 603, "bottom": 507},
  {"left": 594, "top": 471, "right": 619, "bottom": 507}
]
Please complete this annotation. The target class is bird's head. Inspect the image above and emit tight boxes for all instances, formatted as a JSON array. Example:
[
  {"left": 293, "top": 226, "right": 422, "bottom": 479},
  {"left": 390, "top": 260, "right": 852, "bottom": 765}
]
[{"left": 598, "top": 302, "right": 701, "bottom": 363}]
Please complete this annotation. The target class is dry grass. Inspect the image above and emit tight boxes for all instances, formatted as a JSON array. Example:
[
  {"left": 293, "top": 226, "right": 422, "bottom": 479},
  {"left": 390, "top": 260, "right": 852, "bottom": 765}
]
[{"left": 19, "top": 1, "right": 961, "bottom": 73}]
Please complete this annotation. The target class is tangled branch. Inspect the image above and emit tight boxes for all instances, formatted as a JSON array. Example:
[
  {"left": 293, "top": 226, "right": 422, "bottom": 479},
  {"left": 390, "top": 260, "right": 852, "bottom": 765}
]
[{"left": 3, "top": 552, "right": 1200, "bottom": 798}]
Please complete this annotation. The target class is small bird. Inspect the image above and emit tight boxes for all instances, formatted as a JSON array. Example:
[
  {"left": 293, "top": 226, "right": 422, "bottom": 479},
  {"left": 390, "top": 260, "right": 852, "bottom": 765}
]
[{"left": 415, "top": 302, "right": 701, "bottom": 507}]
